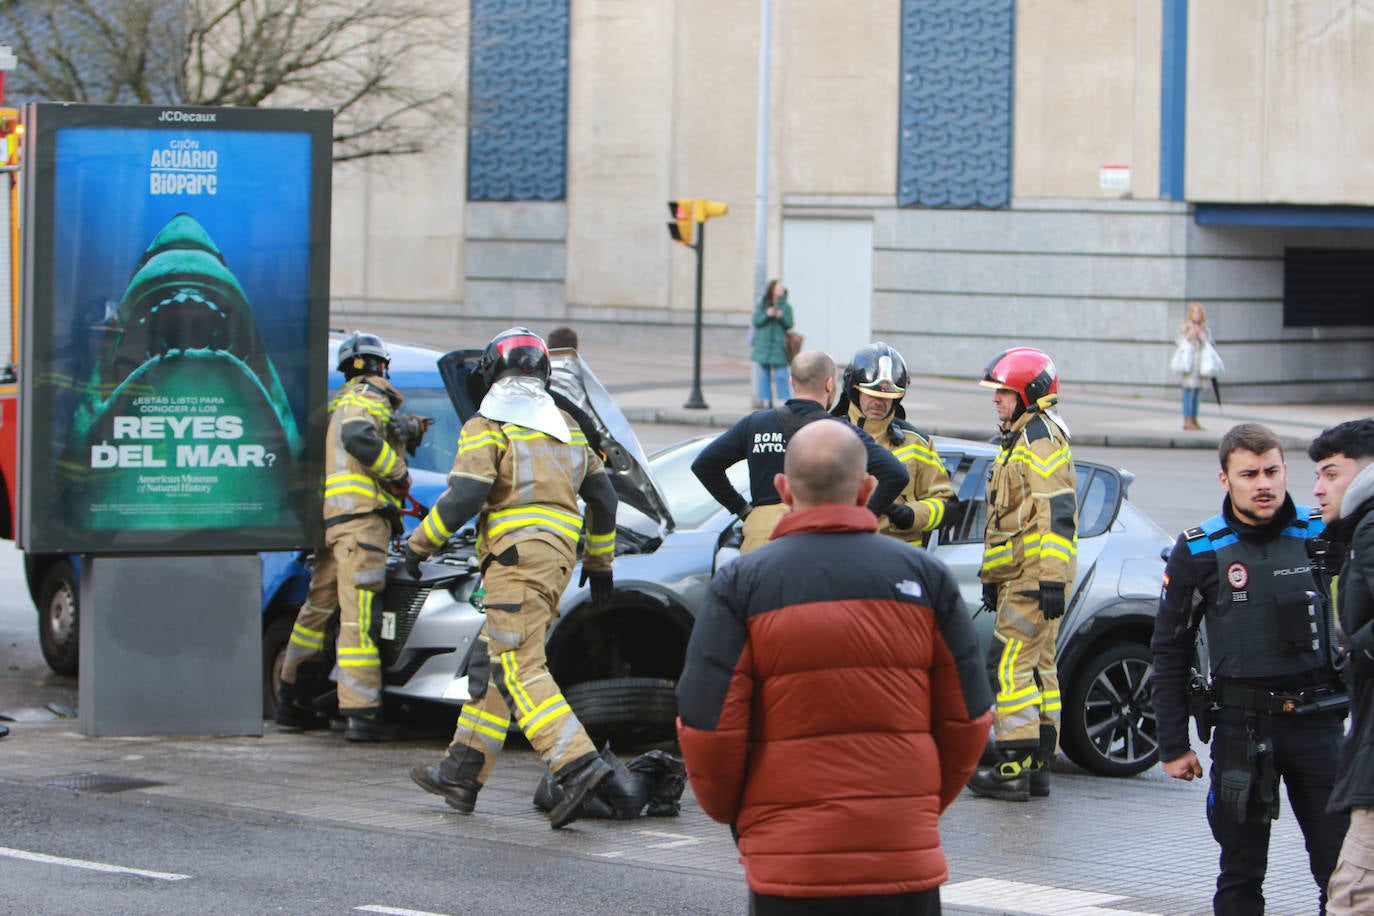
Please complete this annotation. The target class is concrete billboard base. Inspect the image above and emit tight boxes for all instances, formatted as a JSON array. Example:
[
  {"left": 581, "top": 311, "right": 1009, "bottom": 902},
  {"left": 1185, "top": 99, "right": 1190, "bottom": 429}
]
[{"left": 79, "top": 554, "right": 263, "bottom": 737}]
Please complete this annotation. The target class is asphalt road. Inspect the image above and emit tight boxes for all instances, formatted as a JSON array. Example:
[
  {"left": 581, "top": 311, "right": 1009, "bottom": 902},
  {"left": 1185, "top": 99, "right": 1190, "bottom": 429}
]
[{"left": 0, "top": 780, "right": 743, "bottom": 915}]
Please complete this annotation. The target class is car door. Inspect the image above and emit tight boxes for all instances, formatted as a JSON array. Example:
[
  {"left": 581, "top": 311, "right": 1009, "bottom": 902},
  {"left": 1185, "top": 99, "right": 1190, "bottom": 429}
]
[{"left": 930, "top": 450, "right": 1123, "bottom": 650}]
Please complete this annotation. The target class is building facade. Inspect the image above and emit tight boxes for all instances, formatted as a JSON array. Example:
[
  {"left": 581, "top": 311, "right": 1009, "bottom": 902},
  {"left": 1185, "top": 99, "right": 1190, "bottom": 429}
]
[{"left": 332, "top": 0, "right": 1374, "bottom": 402}]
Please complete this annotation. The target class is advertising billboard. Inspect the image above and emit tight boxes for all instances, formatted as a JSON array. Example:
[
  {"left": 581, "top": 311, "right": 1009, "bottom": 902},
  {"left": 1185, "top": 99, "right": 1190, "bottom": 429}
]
[{"left": 18, "top": 103, "right": 330, "bottom": 553}]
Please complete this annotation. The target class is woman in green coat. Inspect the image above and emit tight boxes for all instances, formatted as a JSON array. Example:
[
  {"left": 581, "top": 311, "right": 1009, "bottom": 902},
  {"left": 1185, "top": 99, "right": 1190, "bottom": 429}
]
[{"left": 751, "top": 279, "right": 794, "bottom": 408}]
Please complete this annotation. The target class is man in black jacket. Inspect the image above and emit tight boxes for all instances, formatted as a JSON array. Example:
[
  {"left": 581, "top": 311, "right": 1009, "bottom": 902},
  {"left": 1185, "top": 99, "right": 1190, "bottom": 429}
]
[
  {"left": 1152, "top": 422, "right": 1347, "bottom": 915},
  {"left": 1309, "top": 419, "right": 1374, "bottom": 916},
  {"left": 690, "top": 349, "right": 908, "bottom": 553}
]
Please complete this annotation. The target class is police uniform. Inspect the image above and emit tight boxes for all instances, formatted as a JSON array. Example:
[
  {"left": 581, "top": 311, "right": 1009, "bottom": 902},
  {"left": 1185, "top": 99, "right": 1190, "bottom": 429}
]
[
  {"left": 842, "top": 401, "right": 954, "bottom": 544},
  {"left": 406, "top": 401, "right": 617, "bottom": 792},
  {"left": 1152, "top": 494, "right": 1347, "bottom": 915},
  {"left": 280, "top": 373, "right": 408, "bottom": 718},
  {"left": 690, "top": 399, "right": 909, "bottom": 553},
  {"left": 981, "top": 409, "right": 1077, "bottom": 755}
]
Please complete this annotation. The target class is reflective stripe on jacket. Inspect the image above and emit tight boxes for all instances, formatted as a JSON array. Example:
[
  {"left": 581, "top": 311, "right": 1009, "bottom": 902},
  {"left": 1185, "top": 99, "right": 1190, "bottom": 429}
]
[
  {"left": 323, "top": 376, "right": 407, "bottom": 524},
  {"left": 981, "top": 411, "right": 1077, "bottom": 585},
  {"left": 415, "top": 413, "right": 613, "bottom": 569}
]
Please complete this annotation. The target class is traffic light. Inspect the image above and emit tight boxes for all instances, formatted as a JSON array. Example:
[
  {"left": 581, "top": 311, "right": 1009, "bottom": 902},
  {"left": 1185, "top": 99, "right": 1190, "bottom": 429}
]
[
  {"left": 0, "top": 109, "right": 21, "bottom": 166},
  {"left": 692, "top": 199, "right": 728, "bottom": 223},
  {"left": 667, "top": 199, "right": 694, "bottom": 246}
]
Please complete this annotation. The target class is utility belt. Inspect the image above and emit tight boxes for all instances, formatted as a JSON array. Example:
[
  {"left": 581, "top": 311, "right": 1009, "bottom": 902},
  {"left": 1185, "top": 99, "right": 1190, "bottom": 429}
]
[
  {"left": 1188, "top": 673, "right": 1347, "bottom": 745},
  {"left": 1192, "top": 677, "right": 1344, "bottom": 828}
]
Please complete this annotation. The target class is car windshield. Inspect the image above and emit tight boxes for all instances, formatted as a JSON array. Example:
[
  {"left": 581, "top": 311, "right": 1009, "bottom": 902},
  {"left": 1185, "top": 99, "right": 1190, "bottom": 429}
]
[{"left": 392, "top": 387, "right": 460, "bottom": 474}]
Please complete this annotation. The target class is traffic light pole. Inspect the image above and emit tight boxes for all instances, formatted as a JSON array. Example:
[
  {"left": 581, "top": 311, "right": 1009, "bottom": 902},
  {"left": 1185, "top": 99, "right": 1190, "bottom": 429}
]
[{"left": 683, "top": 220, "right": 708, "bottom": 409}]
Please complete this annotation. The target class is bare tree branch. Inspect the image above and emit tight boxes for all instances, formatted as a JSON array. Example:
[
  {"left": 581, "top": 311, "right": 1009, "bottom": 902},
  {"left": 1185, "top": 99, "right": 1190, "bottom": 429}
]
[{"left": 1, "top": 0, "right": 465, "bottom": 161}]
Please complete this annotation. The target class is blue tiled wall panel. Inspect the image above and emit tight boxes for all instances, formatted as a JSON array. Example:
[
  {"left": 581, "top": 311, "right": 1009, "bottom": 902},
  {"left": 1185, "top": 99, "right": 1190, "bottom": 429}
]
[
  {"left": 468, "top": 0, "right": 570, "bottom": 201},
  {"left": 898, "top": 0, "right": 1015, "bottom": 209}
]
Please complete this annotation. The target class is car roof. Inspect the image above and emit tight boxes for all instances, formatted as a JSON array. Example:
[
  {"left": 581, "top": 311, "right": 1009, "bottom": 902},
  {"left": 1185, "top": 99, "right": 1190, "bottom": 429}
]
[{"left": 328, "top": 332, "right": 446, "bottom": 388}]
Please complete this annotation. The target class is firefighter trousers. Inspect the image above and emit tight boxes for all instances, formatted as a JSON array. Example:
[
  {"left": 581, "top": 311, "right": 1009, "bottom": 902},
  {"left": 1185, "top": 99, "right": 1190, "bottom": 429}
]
[
  {"left": 741, "top": 503, "right": 790, "bottom": 554},
  {"left": 989, "top": 577, "right": 1061, "bottom": 748},
  {"left": 280, "top": 514, "right": 391, "bottom": 716},
  {"left": 443, "top": 539, "right": 597, "bottom": 785}
]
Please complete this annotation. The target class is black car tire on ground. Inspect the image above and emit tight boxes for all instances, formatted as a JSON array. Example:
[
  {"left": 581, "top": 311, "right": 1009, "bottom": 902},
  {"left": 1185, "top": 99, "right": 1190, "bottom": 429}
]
[
  {"left": 261, "top": 614, "right": 293, "bottom": 718},
  {"left": 1061, "top": 642, "right": 1159, "bottom": 778},
  {"left": 565, "top": 677, "right": 678, "bottom": 744},
  {"left": 38, "top": 560, "right": 79, "bottom": 676}
]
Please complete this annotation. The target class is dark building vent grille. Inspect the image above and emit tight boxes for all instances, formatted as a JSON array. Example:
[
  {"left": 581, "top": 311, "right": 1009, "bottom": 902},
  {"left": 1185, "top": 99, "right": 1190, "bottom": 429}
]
[{"left": 1283, "top": 248, "right": 1374, "bottom": 327}]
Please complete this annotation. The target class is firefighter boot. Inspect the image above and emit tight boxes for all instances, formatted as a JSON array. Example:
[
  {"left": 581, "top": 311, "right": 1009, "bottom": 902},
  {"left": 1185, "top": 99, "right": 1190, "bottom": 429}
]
[
  {"left": 548, "top": 754, "right": 615, "bottom": 829},
  {"left": 274, "top": 679, "right": 331, "bottom": 731},
  {"left": 1030, "top": 725, "right": 1055, "bottom": 798},
  {"left": 345, "top": 713, "right": 406, "bottom": 742},
  {"left": 967, "top": 747, "right": 1033, "bottom": 802},
  {"left": 410, "top": 749, "right": 484, "bottom": 814}
]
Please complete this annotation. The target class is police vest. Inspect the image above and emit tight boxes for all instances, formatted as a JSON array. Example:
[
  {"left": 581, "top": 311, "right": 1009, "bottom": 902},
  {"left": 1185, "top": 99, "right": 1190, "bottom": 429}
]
[{"left": 1189, "top": 508, "right": 1330, "bottom": 680}]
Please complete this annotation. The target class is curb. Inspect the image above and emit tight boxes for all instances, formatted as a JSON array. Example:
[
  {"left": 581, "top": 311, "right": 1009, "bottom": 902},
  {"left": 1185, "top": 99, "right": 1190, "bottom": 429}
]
[{"left": 622, "top": 408, "right": 1321, "bottom": 451}]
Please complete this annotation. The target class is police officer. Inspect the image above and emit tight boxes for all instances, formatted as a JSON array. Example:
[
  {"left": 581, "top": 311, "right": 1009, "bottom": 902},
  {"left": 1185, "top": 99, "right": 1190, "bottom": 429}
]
[
  {"left": 1153, "top": 422, "right": 1347, "bottom": 915},
  {"left": 276, "top": 332, "right": 410, "bottom": 741},
  {"left": 690, "top": 349, "right": 909, "bottom": 553},
  {"left": 406, "top": 328, "right": 619, "bottom": 829},
  {"left": 832, "top": 342, "right": 957, "bottom": 544},
  {"left": 966, "top": 347, "right": 1077, "bottom": 802}
]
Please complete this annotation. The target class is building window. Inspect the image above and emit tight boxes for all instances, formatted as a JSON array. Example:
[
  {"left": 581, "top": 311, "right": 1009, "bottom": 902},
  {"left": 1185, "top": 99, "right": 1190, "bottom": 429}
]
[
  {"left": 468, "top": 0, "right": 569, "bottom": 201},
  {"left": 898, "top": 0, "right": 1015, "bottom": 209},
  {"left": 1283, "top": 248, "right": 1374, "bottom": 327}
]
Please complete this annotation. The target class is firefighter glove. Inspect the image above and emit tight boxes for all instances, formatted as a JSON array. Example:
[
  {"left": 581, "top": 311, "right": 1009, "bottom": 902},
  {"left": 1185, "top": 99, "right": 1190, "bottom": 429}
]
[
  {"left": 402, "top": 544, "right": 424, "bottom": 580},
  {"left": 942, "top": 499, "right": 966, "bottom": 531},
  {"left": 393, "top": 413, "right": 435, "bottom": 456},
  {"left": 885, "top": 503, "right": 915, "bottom": 530},
  {"left": 981, "top": 583, "right": 999, "bottom": 615},
  {"left": 1039, "top": 581, "right": 1066, "bottom": 620},
  {"left": 736, "top": 504, "right": 752, "bottom": 521},
  {"left": 580, "top": 568, "right": 614, "bottom": 607}
]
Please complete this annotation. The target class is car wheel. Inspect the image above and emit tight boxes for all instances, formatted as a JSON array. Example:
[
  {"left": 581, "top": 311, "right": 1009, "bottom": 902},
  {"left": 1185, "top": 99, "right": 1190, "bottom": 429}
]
[
  {"left": 38, "top": 560, "right": 79, "bottom": 676},
  {"left": 262, "top": 615, "right": 293, "bottom": 718},
  {"left": 1061, "top": 642, "right": 1158, "bottom": 777},
  {"left": 564, "top": 677, "right": 677, "bottom": 745}
]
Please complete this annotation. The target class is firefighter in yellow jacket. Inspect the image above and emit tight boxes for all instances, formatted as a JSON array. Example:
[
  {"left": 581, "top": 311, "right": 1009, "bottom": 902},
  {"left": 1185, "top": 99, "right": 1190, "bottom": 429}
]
[
  {"left": 406, "top": 328, "right": 619, "bottom": 829},
  {"left": 276, "top": 332, "right": 411, "bottom": 742},
  {"left": 967, "top": 347, "right": 1078, "bottom": 802},
  {"left": 833, "top": 342, "right": 957, "bottom": 544}
]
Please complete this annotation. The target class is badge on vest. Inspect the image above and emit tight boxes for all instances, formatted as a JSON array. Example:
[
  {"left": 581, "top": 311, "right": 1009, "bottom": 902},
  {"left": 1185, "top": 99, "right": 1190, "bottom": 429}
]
[{"left": 1227, "top": 561, "right": 1249, "bottom": 601}]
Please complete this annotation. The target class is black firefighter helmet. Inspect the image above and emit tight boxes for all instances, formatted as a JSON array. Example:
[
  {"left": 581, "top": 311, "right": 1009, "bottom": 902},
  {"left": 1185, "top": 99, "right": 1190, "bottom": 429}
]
[{"left": 478, "top": 327, "right": 551, "bottom": 388}]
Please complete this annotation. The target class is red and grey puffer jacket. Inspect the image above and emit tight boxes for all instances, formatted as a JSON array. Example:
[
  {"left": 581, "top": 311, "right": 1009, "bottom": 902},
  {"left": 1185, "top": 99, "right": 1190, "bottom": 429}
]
[{"left": 676, "top": 504, "right": 993, "bottom": 898}]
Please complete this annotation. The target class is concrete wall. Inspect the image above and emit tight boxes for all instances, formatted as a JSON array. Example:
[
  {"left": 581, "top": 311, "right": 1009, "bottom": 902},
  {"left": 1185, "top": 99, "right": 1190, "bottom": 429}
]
[
  {"left": 326, "top": 0, "right": 1374, "bottom": 404},
  {"left": 1014, "top": 0, "right": 1162, "bottom": 201},
  {"left": 1187, "top": 0, "right": 1374, "bottom": 204}
]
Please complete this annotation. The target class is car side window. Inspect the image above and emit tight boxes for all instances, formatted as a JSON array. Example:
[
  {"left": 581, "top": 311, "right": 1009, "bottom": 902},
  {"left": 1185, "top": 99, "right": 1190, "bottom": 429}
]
[
  {"left": 1075, "top": 465, "right": 1123, "bottom": 539},
  {"left": 936, "top": 455, "right": 1123, "bottom": 543}
]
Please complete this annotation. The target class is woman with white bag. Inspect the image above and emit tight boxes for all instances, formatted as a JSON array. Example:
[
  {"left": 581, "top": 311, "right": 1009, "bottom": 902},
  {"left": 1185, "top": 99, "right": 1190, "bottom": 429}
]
[{"left": 1170, "top": 301, "right": 1221, "bottom": 430}]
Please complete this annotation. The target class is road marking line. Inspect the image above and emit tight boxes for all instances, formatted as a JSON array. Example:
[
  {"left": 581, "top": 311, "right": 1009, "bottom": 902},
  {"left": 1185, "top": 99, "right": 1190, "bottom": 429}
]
[
  {"left": 941, "top": 878, "right": 1161, "bottom": 916},
  {"left": 0, "top": 844, "right": 190, "bottom": 881},
  {"left": 635, "top": 828, "right": 700, "bottom": 849},
  {"left": 356, "top": 907, "right": 451, "bottom": 916}
]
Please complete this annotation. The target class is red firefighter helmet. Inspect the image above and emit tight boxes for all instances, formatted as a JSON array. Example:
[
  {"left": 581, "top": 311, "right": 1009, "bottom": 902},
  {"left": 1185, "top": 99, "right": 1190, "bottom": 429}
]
[{"left": 979, "top": 347, "right": 1058, "bottom": 411}]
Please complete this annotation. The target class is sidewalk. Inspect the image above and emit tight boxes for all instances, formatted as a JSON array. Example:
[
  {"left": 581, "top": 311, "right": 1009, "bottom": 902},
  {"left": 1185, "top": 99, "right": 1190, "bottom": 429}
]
[{"left": 352, "top": 314, "right": 1369, "bottom": 448}]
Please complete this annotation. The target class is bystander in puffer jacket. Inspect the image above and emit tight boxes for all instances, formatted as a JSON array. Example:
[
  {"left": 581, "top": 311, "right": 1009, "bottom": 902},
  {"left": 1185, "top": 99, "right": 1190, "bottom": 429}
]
[{"left": 676, "top": 504, "right": 992, "bottom": 898}]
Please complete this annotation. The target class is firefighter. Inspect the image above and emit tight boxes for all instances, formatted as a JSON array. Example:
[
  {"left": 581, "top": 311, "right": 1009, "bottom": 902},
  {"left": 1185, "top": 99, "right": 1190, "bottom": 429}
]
[
  {"left": 832, "top": 342, "right": 958, "bottom": 544},
  {"left": 276, "top": 332, "right": 411, "bottom": 742},
  {"left": 405, "top": 328, "right": 619, "bottom": 829},
  {"left": 690, "top": 349, "right": 909, "bottom": 554},
  {"left": 966, "top": 347, "right": 1077, "bottom": 802}
]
